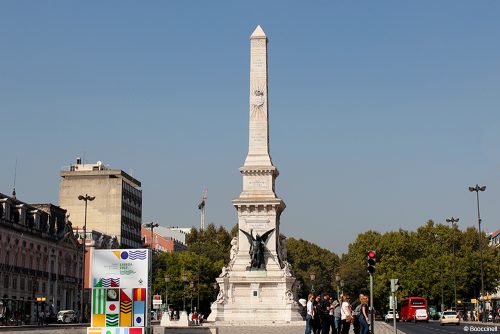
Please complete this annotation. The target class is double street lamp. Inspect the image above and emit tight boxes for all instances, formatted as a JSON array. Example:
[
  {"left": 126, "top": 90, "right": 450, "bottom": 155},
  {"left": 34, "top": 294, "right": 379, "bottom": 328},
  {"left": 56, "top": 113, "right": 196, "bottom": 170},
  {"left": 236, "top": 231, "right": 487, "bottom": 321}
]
[
  {"left": 468, "top": 184, "right": 486, "bottom": 322},
  {"left": 446, "top": 217, "right": 459, "bottom": 311},
  {"left": 310, "top": 273, "right": 316, "bottom": 294},
  {"left": 78, "top": 194, "right": 95, "bottom": 323},
  {"left": 164, "top": 275, "right": 170, "bottom": 315},
  {"left": 335, "top": 273, "right": 341, "bottom": 300},
  {"left": 190, "top": 281, "right": 194, "bottom": 312},
  {"left": 182, "top": 273, "right": 188, "bottom": 312}
]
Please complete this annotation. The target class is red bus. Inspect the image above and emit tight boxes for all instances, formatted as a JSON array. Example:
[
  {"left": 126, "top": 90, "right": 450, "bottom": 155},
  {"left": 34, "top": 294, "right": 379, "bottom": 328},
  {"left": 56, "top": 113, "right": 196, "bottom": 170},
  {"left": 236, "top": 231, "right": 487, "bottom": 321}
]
[{"left": 400, "top": 297, "right": 428, "bottom": 322}]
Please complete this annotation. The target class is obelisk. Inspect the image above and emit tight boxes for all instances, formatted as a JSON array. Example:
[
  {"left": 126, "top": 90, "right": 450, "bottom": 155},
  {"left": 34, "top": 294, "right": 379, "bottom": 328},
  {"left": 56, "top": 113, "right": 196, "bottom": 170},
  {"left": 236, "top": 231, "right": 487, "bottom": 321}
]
[
  {"left": 245, "top": 25, "right": 272, "bottom": 167},
  {"left": 209, "top": 25, "right": 302, "bottom": 324}
]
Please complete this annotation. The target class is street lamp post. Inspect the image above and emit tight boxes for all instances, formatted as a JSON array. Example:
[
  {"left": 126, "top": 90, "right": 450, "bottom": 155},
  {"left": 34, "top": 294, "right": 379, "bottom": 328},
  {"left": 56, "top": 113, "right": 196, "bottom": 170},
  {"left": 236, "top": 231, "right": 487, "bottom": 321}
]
[
  {"left": 190, "top": 281, "right": 194, "bottom": 313},
  {"left": 340, "top": 280, "right": 345, "bottom": 295},
  {"left": 182, "top": 273, "right": 188, "bottom": 312},
  {"left": 144, "top": 222, "right": 159, "bottom": 250},
  {"left": 446, "top": 217, "right": 459, "bottom": 311},
  {"left": 469, "top": 184, "right": 486, "bottom": 322},
  {"left": 164, "top": 275, "right": 170, "bottom": 316},
  {"left": 78, "top": 194, "right": 95, "bottom": 324},
  {"left": 335, "top": 273, "right": 341, "bottom": 300},
  {"left": 310, "top": 273, "right": 316, "bottom": 294}
]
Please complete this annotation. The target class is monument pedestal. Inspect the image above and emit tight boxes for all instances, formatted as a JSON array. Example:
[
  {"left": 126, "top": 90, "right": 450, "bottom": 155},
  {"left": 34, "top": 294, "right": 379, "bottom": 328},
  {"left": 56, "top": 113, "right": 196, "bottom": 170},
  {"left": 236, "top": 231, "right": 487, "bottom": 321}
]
[{"left": 209, "top": 271, "right": 302, "bottom": 324}]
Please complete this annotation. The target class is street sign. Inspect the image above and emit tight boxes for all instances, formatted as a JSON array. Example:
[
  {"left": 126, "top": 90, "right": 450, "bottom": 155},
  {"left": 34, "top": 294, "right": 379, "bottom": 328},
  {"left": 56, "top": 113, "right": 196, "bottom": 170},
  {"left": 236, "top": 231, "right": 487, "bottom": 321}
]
[{"left": 153, "top": 295, "right": 162, "bottom": 309}]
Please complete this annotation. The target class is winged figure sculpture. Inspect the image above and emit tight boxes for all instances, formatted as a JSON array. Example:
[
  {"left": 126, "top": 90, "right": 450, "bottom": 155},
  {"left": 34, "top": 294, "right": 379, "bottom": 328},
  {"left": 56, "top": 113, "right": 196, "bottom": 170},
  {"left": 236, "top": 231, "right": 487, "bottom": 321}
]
[{"left": 240, "top": 228, "right": 275, "bottom": 270}]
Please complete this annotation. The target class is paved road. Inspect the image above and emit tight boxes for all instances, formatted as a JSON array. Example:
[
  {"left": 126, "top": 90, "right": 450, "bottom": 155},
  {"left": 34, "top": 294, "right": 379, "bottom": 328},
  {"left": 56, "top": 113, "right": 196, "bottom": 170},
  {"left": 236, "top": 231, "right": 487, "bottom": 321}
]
[
  {"left": 398, "top": 321, "right": 499, "bottom": 334},
  {"left": 0, "top": 321, "right": 403, "bottom": 334}
]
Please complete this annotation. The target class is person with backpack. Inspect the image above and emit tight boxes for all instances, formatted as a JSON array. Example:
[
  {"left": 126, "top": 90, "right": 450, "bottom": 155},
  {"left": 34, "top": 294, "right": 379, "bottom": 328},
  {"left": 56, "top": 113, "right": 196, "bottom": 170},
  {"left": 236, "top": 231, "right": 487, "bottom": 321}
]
[
  {"left": 352, "top": 294, "right": 366, "bottom": 334},
  {"left": 332, "top": 297, "right": 342, "bottom": 334}
]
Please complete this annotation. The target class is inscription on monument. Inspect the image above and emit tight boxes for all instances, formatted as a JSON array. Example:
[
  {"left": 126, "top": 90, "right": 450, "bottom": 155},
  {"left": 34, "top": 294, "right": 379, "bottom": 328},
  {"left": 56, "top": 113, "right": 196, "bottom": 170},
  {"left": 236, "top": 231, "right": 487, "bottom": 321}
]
[{"left": 245, "top": 220, "right": 269, "bottom": 229}]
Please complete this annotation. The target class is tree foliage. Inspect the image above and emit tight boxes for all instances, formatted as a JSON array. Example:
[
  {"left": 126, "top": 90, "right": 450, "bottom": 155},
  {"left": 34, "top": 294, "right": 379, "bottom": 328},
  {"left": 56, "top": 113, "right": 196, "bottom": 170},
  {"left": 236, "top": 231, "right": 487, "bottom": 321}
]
[
  {"left": 341, "top": 220, "right": 500, "bottom": 313},
  {"left": 150, "top": 220, "right": 499, "bottom": 317}
]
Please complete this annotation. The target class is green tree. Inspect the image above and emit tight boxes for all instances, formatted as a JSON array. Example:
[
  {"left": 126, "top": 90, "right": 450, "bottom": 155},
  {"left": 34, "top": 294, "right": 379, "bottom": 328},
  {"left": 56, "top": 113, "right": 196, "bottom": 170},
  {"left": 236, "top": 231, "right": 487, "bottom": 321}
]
[{"left": 287, "top": 237, "right": 340, "bottom": 298}]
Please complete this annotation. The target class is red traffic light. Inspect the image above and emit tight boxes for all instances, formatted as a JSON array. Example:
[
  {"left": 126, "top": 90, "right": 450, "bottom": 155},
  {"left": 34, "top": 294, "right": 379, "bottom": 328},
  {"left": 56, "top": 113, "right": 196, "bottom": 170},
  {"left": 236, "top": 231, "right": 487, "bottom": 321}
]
[{"left": 367, "top": 250, "right": 376, "bottom": 274}]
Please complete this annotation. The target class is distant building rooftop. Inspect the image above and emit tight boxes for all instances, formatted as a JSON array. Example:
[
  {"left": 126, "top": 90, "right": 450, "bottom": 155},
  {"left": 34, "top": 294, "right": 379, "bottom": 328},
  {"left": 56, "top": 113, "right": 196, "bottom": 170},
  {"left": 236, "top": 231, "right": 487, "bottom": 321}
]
[{"left": 60, "top": 158, "right": 141, "bottom": 187}]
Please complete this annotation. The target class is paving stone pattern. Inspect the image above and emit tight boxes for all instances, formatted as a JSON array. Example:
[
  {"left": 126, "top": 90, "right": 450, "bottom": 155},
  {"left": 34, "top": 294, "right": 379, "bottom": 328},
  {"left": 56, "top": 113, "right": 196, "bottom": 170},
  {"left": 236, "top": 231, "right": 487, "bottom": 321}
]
[{"left": 0, "top": 321, "right": 404, "bottom": 334}]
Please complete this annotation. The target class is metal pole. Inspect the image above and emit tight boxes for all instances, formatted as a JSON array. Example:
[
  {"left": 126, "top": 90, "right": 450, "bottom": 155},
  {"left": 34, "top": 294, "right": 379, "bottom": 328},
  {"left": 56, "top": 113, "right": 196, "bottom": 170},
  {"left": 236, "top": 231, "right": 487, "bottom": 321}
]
[
  {"left": 452, "top": 221, "right": 457, "bottom": 310},
  {"left": 80, "top": 197, "right": 87, "bottom": 324},
  {"left": 370, "top": 273, "right": 374, "bottom": 334},
  {"left": 392, "top": 291, "right": 397, "bottom": 334},
  {"left": 475, "top": 191, "right": 486, "bottom": 322},
  {"left": 183, "top": 282, "right": 186, "bottom": 312}
]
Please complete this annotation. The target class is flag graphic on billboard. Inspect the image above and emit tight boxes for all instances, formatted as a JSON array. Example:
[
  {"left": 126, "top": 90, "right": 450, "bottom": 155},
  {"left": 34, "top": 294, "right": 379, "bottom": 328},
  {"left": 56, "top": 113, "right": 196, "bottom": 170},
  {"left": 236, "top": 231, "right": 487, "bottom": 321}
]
[
  {"left": 92, "top": 289, "right": 106, "bottom": 314},
  {"left": 120, "top": 289, "right": 132, "bottom": 327}
]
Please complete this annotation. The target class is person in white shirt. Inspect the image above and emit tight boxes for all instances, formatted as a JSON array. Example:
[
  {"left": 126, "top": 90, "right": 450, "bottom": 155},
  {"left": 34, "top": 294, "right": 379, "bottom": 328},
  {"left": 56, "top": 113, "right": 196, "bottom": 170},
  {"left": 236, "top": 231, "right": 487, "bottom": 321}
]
[
  {"left": 340, "top": 294, "right": 352, "bottom": 334},
  {"left": 305, "top": 294, "right": 314, "bottom": 334}
]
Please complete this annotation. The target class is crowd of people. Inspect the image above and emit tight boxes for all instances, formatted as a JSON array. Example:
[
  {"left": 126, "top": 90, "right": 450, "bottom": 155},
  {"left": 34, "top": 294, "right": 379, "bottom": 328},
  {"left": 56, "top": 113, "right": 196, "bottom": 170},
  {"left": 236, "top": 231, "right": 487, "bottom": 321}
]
[{"left": 305, "top": 292, "right": 370, "bottom": 334}]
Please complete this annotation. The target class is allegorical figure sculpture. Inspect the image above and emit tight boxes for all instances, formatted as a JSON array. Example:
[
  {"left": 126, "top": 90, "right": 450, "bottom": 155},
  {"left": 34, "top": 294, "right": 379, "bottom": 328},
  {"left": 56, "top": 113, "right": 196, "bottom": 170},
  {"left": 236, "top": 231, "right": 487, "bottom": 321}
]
[{"left": 240, "top": 228, "right": 275, "bottom": 270}]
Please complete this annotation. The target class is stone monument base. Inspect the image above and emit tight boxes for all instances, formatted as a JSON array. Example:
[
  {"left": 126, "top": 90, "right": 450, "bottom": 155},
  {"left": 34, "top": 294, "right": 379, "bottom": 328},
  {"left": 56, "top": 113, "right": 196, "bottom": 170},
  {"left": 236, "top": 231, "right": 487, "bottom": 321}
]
[{"left": 208, "top": 273, "right": 303, "bottom": 324}]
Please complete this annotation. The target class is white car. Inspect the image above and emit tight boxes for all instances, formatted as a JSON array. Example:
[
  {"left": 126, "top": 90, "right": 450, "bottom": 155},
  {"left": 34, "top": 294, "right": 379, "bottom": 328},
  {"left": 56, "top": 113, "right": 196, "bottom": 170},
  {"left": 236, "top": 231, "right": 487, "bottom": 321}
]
[
  {"left": 385, "top": 310, "right": 399, "bottom": 322},
  {"left": 57, "top": 310, "right": 76, "bottom": 323},
  {"left": 415, "top": 308, "right": 429, "bottom": 322},
  {"left": 440, "top": 310, "right": 460, "bottom": 326}
]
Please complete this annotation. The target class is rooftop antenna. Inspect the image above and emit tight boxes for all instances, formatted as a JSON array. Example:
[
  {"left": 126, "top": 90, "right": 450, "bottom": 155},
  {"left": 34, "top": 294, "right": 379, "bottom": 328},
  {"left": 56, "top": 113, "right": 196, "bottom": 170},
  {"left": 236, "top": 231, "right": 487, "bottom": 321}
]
[
  {"left": 198, "top": 189, "right": 207, "bottom": 230},
  {"left": 12, "top": 158, "right": 17, "bottom": 198}
]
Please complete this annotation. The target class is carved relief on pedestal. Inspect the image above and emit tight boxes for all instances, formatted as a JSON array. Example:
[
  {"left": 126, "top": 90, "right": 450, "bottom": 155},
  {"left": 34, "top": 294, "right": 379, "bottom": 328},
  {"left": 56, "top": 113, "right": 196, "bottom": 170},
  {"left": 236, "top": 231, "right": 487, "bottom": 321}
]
[
  {"left": 228, "top": 237, "right": 238, "bottom": 270},
  {"left": 216, "top": 287, "right": 226, "bottom": 304},
  {"left": 285, "top": 289, "right": 294, "bottom": 304}
]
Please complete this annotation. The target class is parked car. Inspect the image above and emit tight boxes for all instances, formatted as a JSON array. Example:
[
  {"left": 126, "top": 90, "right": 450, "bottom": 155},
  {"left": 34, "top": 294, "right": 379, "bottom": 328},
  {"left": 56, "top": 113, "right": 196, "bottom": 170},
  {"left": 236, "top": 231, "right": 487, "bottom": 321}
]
[
  {"left": 57, "top": 310, "right": 76, "bottom": 323},
  {"left": 385, "top": 310, "right": 400, "bottom": 322},
  {"left": 415, "top": 308, "right": 429, "bottom": 322},
  {"left": 439, "top": 310, "right": 460, "bottom": 326}
]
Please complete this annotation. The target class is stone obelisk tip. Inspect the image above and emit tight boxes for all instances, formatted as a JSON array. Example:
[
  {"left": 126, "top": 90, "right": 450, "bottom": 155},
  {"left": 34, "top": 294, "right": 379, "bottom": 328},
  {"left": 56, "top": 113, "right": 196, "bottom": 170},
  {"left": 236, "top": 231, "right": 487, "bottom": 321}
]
[{"left": 250, "top": 25, "right": 266, "bottom": 39}]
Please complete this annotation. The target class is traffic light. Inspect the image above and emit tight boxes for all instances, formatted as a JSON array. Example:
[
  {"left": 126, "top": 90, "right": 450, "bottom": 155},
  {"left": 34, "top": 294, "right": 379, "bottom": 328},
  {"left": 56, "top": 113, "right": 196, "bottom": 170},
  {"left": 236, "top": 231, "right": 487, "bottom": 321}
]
[
  {"left": 391, "top": 278, "right": 400, "bottom": 293},
  {"left": 367, "top": 250, "right": 376, "bottom": 274}
]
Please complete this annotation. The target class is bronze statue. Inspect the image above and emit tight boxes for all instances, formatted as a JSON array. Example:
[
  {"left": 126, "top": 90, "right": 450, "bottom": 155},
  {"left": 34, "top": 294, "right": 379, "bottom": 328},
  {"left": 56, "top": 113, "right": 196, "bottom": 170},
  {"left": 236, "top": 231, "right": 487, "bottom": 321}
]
[{"left": 240, "top": 228, "right": 275, "bottom": 270}]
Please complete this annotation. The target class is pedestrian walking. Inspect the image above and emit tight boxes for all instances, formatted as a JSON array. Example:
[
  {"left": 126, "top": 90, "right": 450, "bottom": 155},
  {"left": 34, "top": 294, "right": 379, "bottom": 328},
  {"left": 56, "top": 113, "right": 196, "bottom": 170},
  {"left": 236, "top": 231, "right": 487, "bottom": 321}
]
[
  {"left": 358, "top": 295, "right": 369, "bottom": 334},
  {"left": 313, "top": 295, "right": 321, "bottom": 334},
  {"left": 318, "top": 293, "right": 331, "bottom": 334},
  {"left": 305, "top": 294, "right": 314, "bottom": 334},
  {"left": 333, "top": 297, "right": 341, "bottom": 334},
  {"left": 340, "top": 294, "right": 352, "bottom": 334}
]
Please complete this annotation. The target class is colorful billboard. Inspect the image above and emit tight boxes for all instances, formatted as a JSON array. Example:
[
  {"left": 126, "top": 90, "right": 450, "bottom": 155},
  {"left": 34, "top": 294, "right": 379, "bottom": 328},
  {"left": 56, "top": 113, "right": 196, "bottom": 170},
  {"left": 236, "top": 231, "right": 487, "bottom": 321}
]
[{"left": 88, "top": 249, "right": 151, "bottom": 334}]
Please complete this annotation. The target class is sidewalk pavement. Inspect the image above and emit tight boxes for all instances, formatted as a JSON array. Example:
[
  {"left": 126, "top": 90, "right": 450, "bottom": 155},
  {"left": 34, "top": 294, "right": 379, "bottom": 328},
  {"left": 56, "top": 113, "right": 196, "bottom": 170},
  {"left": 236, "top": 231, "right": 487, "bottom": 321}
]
[{"left": 0, "top": 321, "right": 405, "bottom": 334}]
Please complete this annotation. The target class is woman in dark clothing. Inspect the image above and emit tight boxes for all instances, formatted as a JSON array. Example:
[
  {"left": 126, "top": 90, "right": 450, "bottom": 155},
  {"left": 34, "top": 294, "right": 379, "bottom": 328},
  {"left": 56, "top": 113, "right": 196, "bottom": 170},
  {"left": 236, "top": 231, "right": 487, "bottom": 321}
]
[
  {"left": 313, "top": 295, "right": 321, "bottom": 334},
  {"left": 358, "top": 295, "right": 370, "bottom": 334}
]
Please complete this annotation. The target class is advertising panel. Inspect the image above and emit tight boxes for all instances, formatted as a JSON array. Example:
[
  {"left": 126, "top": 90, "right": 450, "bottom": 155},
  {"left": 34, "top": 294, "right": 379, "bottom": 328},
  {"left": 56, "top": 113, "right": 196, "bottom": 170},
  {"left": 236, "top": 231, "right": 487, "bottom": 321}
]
[{"left": 87, "top": 249, "right": 151, "bottom": 334}]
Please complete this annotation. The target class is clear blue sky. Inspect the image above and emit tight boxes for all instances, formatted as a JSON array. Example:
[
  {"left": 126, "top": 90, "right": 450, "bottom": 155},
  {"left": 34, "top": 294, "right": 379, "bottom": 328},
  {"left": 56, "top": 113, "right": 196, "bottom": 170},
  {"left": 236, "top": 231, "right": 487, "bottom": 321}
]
[{"left": 1, "top": 1, "right": 499, "bottom": 254}]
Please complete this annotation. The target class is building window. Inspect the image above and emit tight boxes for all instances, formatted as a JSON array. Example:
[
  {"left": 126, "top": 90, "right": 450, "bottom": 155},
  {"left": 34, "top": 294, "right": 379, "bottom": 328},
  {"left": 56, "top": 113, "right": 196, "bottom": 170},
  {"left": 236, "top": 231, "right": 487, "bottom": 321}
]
[
  {"left": 3, "top": 275, "right": 9, "bottom": 289},
  {"left": 12, "top": 276, "right": 17, "bottom": 289},
  {"left": 42, "top": 282, "right": 46, "bottom": 293},
  {"left": 20, "top": 277, "right": 25, "bottom": 290},
  {"left": 22, "top": 254, "right": 26, "bottom": 267},
  {"left": 50, "top": 283, "right": 53, "bottom": 295}
]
